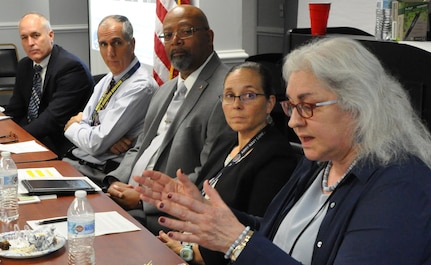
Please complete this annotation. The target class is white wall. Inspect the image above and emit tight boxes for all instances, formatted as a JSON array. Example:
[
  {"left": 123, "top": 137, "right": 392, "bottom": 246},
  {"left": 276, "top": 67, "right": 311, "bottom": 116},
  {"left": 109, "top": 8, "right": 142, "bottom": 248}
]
[{"left": 297, "top": 0, "right": 376, "bottom": 35}]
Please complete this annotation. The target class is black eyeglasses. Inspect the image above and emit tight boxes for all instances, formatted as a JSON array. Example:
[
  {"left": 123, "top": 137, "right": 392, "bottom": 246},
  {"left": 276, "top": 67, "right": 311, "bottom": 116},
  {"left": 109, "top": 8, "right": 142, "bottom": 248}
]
[
  {"left": 219, "top": 93, "right": 266, "bottom": 104},
  {"left": 158, "top": 27, "right": 206, "bottom": 42},
  {"left": 280, "top": 99, "right": 338, "bottom": 119},
  {"left": 0, "top": 132, "right": 18, "bottom": 144}
]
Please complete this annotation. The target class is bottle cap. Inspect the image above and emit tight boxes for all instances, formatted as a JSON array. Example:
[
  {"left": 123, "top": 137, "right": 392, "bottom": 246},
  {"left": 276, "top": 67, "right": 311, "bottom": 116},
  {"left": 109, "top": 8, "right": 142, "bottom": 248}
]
[
  {"left": 75, "top": 190, "right": 87, "bottom": 198},
  {"left": 1, "top": 151, "right": 11, "bottom": 157}
]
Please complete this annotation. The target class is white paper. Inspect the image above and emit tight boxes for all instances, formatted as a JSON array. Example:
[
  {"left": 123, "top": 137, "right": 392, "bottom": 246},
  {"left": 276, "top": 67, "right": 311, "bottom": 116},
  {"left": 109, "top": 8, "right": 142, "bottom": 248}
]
[
  {"left": 0, "top": 115, "right": 11, "bottom": 120},
  {"left": 0, "top": 140, "right": 49, "bottom": 153},
  {"left": 27, "top": 211, "right": 141, "bottom": 238}
]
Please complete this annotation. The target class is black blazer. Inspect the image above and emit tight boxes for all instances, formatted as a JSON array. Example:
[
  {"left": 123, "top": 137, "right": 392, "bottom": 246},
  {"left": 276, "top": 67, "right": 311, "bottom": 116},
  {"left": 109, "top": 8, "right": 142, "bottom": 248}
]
[
  {"left": 197, "top": 125, "right": 299, "bottom": 217},
  {"left": 198, "top": 125, "right": 300, "bottom": 264},
  {"left": 5, "top": 44, "right": 94, "bottom": 157}
]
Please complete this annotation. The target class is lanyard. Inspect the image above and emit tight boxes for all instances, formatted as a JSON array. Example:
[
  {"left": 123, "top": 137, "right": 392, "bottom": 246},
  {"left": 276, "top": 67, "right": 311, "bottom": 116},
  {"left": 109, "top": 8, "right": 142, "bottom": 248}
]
[
  {"left": 91, "top": 61, "right": 140, "bottom": 125},
  {"left": 201, "top": 125, "right": 269, "bottom": 196}
]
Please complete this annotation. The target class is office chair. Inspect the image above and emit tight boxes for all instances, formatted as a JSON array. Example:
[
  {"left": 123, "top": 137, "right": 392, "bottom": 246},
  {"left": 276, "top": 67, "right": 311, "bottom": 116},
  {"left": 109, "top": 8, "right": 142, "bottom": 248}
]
[
  {"left": 284, "top": 28, "right": 431, "bottom": 131},
  {"left": 0, "top": 43, "right": 19, "bottom": 107},
  {"left": 245, "top": 53, "right": 300, "bottom": 143},
  {"left": 284, "top": 26, "right": 374, "bottom": 55}
]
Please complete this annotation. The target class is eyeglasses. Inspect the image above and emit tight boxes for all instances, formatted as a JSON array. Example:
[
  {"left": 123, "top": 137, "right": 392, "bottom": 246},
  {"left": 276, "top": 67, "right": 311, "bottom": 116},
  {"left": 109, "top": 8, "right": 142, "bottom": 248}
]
[
  {"left": 0, "top": 132, "right": 18, "bottom": 144},
  {"left": 280, "top": 99, "right": 338, "bottom": 119},
  {"left": 219, "top": 93, "right": 266, "bottom": 104},
  {"left": 158, "top": 27, "right": 206, "bottom": 42}
]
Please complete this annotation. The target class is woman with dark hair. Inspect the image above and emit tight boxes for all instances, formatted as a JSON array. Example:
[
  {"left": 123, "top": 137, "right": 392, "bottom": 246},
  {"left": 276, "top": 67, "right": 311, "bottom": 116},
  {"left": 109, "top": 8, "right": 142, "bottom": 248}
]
[{"left": 158, "top": 61, "right": 299, "bottom": 264}]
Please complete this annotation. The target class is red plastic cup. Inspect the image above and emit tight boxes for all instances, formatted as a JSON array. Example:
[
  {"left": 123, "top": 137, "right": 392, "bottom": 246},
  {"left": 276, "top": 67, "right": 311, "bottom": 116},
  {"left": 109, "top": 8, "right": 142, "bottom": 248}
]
[{"left": 309, "top": 3, "right": 331, "bottom": 36}]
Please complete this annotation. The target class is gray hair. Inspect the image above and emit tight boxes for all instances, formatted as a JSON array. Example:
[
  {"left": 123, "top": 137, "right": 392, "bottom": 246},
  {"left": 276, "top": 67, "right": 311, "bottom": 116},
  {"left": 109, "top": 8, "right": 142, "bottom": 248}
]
[
  {"left": 283, "top": 37, "right": 431, "bottom": 168},
  {"left": 98, "top": 15, "right": 133, "bottom": 41}
]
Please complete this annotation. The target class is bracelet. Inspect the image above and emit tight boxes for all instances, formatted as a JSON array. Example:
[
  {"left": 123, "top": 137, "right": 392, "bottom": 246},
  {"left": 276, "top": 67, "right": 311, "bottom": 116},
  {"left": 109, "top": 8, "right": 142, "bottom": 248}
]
[
  {"left": 230, "top": 230, "right": 254, "bottom": 262},
  {"left": 224, "top": 226, "right": 250, "bottom": 259}
]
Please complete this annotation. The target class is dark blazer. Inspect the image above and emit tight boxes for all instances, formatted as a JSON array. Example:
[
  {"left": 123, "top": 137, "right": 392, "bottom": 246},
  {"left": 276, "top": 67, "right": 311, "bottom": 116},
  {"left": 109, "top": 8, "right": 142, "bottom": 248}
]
[
  {"left": 105, "top": 53, "right": 230, "bottom": 234},
  {"left": 197, "top": 125, "right": 299, "bottom": 216},
  {"left": 5, "top": 44, "right": 93, "bottom": 157},
  {"left": 232, "top": 156, "right": 431, "bottom": 265},
  {"left": 198, "top": 125, "right": 300, "bottom": 265}
]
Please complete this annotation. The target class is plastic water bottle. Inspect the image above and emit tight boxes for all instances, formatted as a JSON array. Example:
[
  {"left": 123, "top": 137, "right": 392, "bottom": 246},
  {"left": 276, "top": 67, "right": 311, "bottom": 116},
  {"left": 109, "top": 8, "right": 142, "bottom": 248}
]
[
  {"left": 375, "top": 0, "right": 393, "bottom": 40},
  {"left": 67, "top": 190, "right": 95, "bottom": 265},
  {"left": 0, "top": 151, "right": 19, "bottom": 223}
]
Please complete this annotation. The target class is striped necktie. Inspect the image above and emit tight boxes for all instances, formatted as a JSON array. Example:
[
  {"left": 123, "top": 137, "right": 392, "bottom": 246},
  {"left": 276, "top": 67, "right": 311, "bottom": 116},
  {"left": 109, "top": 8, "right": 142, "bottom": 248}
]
[{"left": 27, "top": 64, "right": 43, "bottom": 122}]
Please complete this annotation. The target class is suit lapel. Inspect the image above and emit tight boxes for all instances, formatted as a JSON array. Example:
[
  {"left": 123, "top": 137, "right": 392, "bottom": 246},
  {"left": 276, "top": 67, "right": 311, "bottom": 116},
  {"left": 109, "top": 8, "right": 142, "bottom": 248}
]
[{"left": 157, "top": 54, "right": 220, "bottom": 155}]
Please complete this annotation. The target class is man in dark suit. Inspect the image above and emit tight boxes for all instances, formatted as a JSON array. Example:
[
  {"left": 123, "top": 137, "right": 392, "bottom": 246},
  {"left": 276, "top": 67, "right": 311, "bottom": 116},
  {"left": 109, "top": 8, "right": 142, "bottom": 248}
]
[
  {"left": 5, "top": 12, "right": 93, "bottom": 157},
  {"left": 102, "top": 5, "right": 230, "bottom": 234}
]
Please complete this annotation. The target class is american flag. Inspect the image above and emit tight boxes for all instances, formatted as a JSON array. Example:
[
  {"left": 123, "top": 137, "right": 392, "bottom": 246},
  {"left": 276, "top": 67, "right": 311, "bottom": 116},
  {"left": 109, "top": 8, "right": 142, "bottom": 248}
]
[{"left": 153, "top": 0, "right": 191, "bottom": 86}]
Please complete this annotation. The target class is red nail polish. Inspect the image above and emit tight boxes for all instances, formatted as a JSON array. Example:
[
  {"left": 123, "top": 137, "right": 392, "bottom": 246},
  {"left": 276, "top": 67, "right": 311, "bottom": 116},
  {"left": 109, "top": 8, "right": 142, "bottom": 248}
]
[
  {"left": 160, "top": 217, "right": 165, "bottom": 223},
  {"left": 167, "top": 193, "right": 172, "bottom": 199},
  {"left": 159, "top": 202, "right": 164, "bottom": 208}
]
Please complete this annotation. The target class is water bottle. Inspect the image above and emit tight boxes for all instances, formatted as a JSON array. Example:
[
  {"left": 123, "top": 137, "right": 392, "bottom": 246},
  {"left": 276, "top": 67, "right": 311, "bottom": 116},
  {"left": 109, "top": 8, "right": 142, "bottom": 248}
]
[
  {"left": 0, "top": 151, "right": 19, "bottom": 223},
  {"left": 67, "top": 190, "right": 95, "bottom": 265},
  {"left": 375, "top": 0, "right": 393, "bottom": 40}
]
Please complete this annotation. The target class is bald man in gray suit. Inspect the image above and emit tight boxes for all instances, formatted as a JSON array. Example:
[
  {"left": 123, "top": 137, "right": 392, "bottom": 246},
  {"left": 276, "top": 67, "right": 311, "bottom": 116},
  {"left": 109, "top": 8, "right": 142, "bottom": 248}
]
[{"left": 102, "top": 5, "right": 230, "bottom": 234}]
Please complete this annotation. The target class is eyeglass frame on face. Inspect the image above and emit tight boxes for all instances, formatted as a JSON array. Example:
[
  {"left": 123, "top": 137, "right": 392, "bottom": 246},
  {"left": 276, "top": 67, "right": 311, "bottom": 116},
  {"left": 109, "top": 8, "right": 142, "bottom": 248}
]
[
  {"left": 158, "top": 27, "right": 207, "bottom": 43},
  {"left": 280, "top": 99, "right": 338, "bottom": 119},
  {"left": 219, "top": 93, "right": 266, "bottom": 104}
]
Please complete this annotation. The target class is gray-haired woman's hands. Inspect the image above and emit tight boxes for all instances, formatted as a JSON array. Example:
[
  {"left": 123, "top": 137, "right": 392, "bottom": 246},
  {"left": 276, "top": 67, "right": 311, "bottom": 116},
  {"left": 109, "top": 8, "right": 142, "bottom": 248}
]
[{"left": 133, "top": 169, "right": 246, "bottom": 254}]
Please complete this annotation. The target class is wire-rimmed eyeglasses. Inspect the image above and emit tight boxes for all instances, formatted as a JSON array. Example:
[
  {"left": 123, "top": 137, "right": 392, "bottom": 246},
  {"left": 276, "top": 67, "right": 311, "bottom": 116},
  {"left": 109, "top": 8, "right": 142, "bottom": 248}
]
[
  {"left": 158, "top": 27, "right": 207, "bottom": 43},
  {"left": 0, "top": 132, "right": 18, "bottom": 144},
  {"left": 219, "top": 93, "right": 266, "bottom": 104},
  {"left": 280, "top": 99, "right": 338, "bottom": 119}
]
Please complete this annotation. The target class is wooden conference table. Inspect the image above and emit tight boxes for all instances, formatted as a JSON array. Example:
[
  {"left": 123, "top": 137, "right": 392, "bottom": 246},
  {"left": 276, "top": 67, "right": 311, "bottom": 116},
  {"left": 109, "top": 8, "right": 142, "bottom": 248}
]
[
  {"left": 0, "top": 117, "right": 186, "bottom": 264},
  {"left": 0, "top": 115, "right": 57, "bottom": 163}
]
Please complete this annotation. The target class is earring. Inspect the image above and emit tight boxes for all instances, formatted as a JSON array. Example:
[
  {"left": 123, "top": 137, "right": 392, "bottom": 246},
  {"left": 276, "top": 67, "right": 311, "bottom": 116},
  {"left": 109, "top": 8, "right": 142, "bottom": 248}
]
[{"left": 266, "top": 114, "right": 273, "bottom": 125}]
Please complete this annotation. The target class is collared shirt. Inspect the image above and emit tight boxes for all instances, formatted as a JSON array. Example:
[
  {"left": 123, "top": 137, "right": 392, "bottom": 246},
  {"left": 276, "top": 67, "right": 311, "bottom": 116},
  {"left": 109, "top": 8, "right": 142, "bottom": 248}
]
[{"left": 65, "top": 57, "right": 158, "bottom": 164}]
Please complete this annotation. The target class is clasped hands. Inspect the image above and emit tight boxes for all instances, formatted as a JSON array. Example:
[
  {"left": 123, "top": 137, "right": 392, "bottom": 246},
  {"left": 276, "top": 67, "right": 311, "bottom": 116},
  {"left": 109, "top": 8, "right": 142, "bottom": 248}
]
[{"left": 133, "top": 169, "right": 246, "bottom": 254}]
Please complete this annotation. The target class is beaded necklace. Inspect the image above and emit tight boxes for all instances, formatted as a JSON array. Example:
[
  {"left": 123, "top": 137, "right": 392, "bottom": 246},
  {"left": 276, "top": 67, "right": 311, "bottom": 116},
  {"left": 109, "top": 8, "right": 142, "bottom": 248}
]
[{"left": 322, "top": 159, "right": 357, "bottom": 192}]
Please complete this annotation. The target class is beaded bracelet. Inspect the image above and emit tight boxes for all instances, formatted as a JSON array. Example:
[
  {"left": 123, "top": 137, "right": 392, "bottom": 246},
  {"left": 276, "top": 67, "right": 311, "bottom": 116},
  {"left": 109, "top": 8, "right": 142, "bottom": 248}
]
[{"left": 224, "top": 226, "right": 250, "bottom": 259}]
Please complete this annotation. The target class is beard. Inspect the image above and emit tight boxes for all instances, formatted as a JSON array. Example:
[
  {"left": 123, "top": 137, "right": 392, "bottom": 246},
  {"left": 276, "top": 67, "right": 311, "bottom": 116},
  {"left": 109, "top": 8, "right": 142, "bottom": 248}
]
[{"left": 169, "top": 50, "right": 193, "bottom": 72}]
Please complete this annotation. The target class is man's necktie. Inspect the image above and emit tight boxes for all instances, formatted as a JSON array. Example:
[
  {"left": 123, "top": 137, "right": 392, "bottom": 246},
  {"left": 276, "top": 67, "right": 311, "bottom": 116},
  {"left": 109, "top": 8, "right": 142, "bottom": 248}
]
[
  {"left": 165, "top": 81, "right": 187, "bottom": 125},
  {"left": 27, "top": 64, "right": 43, "bottom": 122},
  {"left": 91, "top": 77, "right": 116, "bottom": 126}
]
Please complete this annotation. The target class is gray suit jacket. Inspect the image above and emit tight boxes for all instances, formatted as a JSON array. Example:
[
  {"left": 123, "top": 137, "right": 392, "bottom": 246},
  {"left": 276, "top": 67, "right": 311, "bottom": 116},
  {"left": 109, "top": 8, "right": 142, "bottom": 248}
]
[{"left": 105, "top": 52, "right": 229, "bottom": 189}]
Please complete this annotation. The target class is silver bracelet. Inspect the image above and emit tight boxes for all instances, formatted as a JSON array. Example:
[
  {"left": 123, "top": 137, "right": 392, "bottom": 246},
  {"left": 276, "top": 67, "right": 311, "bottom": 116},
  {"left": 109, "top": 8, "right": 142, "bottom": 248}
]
[{"left": 224, "top": 226, "right": 250, "bottom": 259}]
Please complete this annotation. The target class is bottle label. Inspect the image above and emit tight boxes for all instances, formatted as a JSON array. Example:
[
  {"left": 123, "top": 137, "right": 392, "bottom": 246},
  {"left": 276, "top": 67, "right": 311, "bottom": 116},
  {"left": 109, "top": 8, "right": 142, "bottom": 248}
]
[
  {"left": 68, "top": 220, "right": 95, "bottom": 236},
  {"left": 0, "top": 173, "right": 18, "bottom": 185}
]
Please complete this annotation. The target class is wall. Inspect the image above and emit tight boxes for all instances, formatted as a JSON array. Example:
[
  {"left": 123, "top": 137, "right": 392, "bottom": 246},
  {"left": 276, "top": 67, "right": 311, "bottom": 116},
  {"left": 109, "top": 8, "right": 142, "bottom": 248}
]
[
  {"left": 1, "top": 1, "right": 378, "bottom": 74},
  {"left": 0, "top": 0, "right": 89, "bottom": 67},
  {"left": 296, "top": 0, "right": 376, "bottom": 35}
]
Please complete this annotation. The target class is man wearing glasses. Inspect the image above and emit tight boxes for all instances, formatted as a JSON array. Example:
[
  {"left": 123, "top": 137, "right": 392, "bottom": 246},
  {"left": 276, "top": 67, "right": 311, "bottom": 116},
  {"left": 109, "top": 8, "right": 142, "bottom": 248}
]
[{"left": 102, "top": 5, "right": 230, "bottom": 234}]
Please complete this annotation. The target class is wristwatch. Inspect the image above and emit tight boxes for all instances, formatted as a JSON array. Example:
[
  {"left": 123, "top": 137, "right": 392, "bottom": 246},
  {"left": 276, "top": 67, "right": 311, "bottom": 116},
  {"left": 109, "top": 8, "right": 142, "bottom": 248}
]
[{"left": 179, "top": 243, "right": 194, "bottom": 262}]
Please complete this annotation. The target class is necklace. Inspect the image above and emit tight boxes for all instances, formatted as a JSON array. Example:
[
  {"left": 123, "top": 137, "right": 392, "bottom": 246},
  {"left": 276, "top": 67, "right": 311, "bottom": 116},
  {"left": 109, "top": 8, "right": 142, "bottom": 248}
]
[{"left": 322, "top": 159, "right": 357, "bottom": 192}]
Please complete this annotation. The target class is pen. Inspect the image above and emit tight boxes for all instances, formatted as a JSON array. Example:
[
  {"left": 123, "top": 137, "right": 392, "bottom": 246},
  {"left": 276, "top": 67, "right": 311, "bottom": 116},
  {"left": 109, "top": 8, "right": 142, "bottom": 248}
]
[{"left": 37, "top": 217, "right": 67, "bottom": 225}]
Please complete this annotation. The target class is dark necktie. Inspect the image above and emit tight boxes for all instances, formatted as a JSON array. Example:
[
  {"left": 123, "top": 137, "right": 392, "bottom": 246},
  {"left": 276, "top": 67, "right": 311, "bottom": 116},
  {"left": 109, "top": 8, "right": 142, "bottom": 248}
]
[
  {"left": 27, "top": 64, "right": 43, "bottom": 122},
  {"left": 91, "top": 77, "right": 116, "bottom": 126}
]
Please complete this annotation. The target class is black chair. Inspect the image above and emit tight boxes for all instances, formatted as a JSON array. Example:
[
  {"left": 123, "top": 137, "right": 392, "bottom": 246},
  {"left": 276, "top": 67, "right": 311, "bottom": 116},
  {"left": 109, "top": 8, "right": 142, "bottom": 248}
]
[
  {"left": 0, "top": 43, "right": 19, "bottom": 106},
  {"left": 245, "top": 53, "right": 300, "bottom": 143},
  {"left": 92, "top": 73, "right": 106, "bottom": 84},
  {"left": 284, "top": 26, "right": 374, "bottom": 55},
  {"left": 284, "top": 28, "right": 431, "bottom": 132}
]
